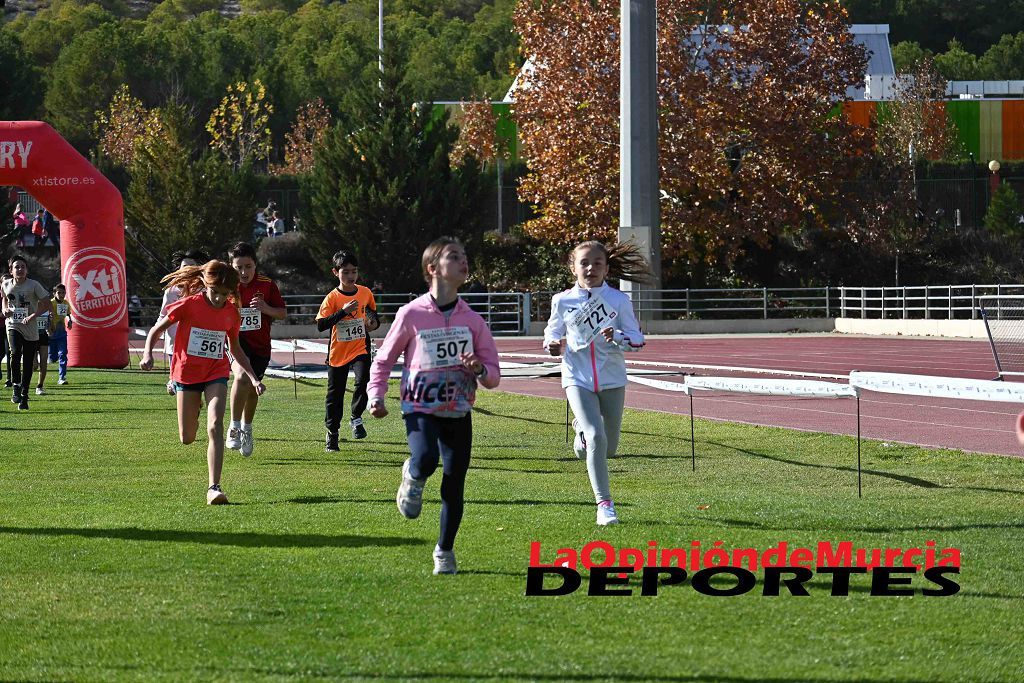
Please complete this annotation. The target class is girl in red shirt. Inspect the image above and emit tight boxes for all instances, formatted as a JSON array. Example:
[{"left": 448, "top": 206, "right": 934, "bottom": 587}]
[{"left": 140, "top": 261, "right": 266, "bottom": 505}]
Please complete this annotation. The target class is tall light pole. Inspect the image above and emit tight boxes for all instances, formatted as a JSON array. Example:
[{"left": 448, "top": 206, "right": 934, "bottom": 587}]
[
  {"left": 379, "top": 0, "right": 385, "bottom": 71},
  {"left": 619, "top": 0, "right": 662, "bottom": 314}
]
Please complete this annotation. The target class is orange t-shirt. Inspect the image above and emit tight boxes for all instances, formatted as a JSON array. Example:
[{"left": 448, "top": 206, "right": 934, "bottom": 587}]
[
  {"left": 317, "top": 285, "right": 376, "bottom": 367},
  {"left": 165, "top": 292, "right": 241, "bottom": 384}
]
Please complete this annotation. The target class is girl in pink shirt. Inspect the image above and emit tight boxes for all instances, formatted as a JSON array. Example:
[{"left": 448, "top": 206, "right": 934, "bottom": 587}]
[{"left": 367, "top": 237, "right": 500, "bottom": 575}]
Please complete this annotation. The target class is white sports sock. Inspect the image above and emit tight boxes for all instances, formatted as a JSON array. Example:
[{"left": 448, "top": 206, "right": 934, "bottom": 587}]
[
  {"left": 230, "top": 420, "right": 241, "bottom": 431},
  {"left": 241, "top": 420, "right": 252, "bottom": 431}
]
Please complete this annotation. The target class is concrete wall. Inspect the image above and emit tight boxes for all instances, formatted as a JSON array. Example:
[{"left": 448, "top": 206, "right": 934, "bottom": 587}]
[
  {"left": 834, "top": 318, "right": 988, "bottom": 339},
  {"left": 526, "top": 318, "right": 836, "bottom": 336}
]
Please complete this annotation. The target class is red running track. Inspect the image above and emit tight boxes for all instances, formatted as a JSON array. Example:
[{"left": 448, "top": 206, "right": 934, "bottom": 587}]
[
  {"left": 131, "top": 333, "right": 1022, "bottom": 457},
  {"left": 494, "top": 335, "right": 1024, "bottom": 458}
]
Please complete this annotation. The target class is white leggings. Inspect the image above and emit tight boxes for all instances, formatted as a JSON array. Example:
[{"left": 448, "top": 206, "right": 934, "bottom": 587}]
[{"left": 566, "top": 385, "right": 625, "bottom": 503}]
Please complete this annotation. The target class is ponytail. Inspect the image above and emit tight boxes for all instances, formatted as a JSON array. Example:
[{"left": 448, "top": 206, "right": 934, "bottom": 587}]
[
  {"left": 161, "top": 260, "right": 241, "bottom": 308},
  {"left": 571, "top": 241, "right": 652, "bottom": 284}
]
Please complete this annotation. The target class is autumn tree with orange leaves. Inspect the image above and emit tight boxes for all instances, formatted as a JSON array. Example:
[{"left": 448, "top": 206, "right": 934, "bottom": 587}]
[
  {"left": 272, "top": 98, "right": 332, "bottom": 176},
  {"left": 512, "top": 0, "right": 873, "bottom": 276}
]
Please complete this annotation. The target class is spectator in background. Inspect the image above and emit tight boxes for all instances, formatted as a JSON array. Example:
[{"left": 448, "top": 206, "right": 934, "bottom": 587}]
[
  {"left": 30, "top": 210, "right": 46, "bottom": 251},
  {"left": 128, "top": 292, "right": 143, "bottom": 327},
  {"left": 42, "top": 209, "right": 59, "bottom": 249},
  {"left": 268, "top": 211, "right": 284, "bottom": 237},
  {"left": 12, "top": 204, "right": 29, "bottom": 248},
  {"left": 0, "top": 274, "right": 10, "bottom": 388}
]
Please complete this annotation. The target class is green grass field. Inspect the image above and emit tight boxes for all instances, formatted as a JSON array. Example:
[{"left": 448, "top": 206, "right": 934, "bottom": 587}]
[{"left": 1, "top": 369, "right": 1022, "bottom": 682}]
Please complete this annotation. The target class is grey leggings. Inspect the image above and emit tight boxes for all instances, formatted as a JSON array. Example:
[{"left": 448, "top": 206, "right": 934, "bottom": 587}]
[{"left": 566, "top": 385, "right": 625, "bottom": 503}]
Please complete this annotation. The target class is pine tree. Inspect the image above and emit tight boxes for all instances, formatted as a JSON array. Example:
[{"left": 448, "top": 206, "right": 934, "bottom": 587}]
[
  {"left": 302, "top": 56, "right": 487, "bottom": 292},
  {"left": 125, "top": 105, "right": 259, "bottom": 289},
  {"left": 984, "top": 182, "right": 1024, "bottom": 237}
]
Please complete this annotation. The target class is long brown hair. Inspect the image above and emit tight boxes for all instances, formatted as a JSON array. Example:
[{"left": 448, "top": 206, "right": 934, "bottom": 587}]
[
  {"left": 161, "top": 260, "right": 241, "bottom": 308},
  {"left": 571, "top": 241, "right": 652, "bottom": 284}
]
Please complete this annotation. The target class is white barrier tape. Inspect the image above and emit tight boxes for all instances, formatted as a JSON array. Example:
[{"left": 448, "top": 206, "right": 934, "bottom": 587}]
[
  {"left": 295, "top": 339, "right": 330, "bottom": 353},
  {"left": 685, "top": 376, "right": 858, "bottom": 399},
  {"left": 270, "top": 339, "right": 298, "bottom": 352},
  {"left": 498, "top": 352, "right": 847, "bottom": 380},
  {"left": 850, "top": 371, "right": 1024, "bottom": 403},
  {"left": 628, "top": 376, "right": 693, "bottom": 393}
]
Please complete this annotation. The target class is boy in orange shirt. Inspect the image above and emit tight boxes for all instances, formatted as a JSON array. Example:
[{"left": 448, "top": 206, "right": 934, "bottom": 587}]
[{"left": 316, "top": 251, "right": 380, "bottom": 452}]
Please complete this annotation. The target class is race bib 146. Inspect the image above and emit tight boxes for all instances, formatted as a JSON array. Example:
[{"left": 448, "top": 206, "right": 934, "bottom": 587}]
[{"left": 334, "top": 317, "right": 365, "bottom": 342}]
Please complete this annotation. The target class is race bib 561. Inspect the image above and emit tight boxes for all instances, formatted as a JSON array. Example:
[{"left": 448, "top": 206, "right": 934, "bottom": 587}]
[{"left": 186, "top": 327, "right": 226, "bottom": 360}]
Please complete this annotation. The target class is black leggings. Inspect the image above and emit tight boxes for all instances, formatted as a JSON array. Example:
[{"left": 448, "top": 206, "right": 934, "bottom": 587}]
[
  {"left": 325, "top": 353, "right": 371, "bottom": 431},
  {"left": 7, "top": 329, "right": 38, "bottom": 396},
  {"left": 404, "top": 412, "right": 472, "bottom": 551}
]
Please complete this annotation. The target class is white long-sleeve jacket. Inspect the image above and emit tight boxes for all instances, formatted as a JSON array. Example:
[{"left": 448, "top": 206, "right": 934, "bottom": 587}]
[{"left": 543, "top": 283, "right": 645, "bottom": 391}]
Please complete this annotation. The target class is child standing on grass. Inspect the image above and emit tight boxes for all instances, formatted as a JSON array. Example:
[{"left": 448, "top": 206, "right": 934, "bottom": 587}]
[
  {"left": 317, "top": 251, "right": 380, "bottom": 452},
  {"left": 543, "top": 241, "right": 649, "bottom": 526},
  {"left": 158, "top": 250, "right": 209, "bottom": 395},
  {"left": 1, "top": 255, "right": 51, "bottom": 411},
  {"left": 367, "top": 237, "right": 500, "bottom": 575},
  {"left": 48, "top": 284, "right": 71, "bottom": 386},
  {"left": 33, "top": 301, "right": 50, "bottom": 395},
  {"left": 225, "top": 242, "right": 287, "bottom": 458},
  {"left": 140, "top": 261, "right": 266, "bottom": 505}
]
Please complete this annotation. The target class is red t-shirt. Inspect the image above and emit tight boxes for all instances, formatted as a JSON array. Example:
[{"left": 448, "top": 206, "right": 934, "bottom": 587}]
[
  {"left": 165, "top": 293, "right": 240, "bottom": 384},
  {"left": 237, "top": 275, "right": 286, "bottom": 356}
]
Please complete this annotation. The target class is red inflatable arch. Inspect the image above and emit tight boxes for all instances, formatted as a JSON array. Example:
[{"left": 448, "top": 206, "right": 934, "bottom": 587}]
[{"left": 1, "top": 121, "right": 128, "bottom": 368}]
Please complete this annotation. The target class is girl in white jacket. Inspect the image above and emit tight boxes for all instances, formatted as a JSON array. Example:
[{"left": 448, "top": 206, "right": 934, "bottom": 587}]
[{"left": 543, "top": 241, "right": 648, "bottom": 525}]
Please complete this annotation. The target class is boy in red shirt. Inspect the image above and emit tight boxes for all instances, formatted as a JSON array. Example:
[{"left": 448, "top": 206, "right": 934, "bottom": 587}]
[
  {"left": 140, "top": 260, "right": 266, "bottom": 505},
  {"left": 225, "top": 242, "right": 287, "bottom": 457},
  {"left": 317, "top": 250, "right": 380, "bottom": 451}
]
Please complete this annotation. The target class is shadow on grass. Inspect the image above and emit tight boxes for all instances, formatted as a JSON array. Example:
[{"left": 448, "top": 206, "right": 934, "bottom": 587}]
[
  {"left": 691, "top": 515, "right": 1024, "bottom": 536},
  {"left": 291, "top": 669, "right": 955, "bottom": 683},
  {"left": 283, "top": 496, "right": 601, "bottom": 507},
  {"left": 476, "top": 405, "right": 680, "bottom": 442},
  {"left": 705, "top": 440, "right": 942, "bottom": 489},
  {"left": 0, "top": 526, "right": 426, "bottom": 549}
]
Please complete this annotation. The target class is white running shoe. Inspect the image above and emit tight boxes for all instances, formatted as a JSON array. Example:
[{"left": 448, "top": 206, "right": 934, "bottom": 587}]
[
  {"left": 572, "top": 418, "right": 587, "bottom": 460},
  {"left": 226, "top": 426, "right": 242, "bottom": 451},
  {"left": 58, "top": 378, "right": 68, "bottom": 386},
  {"left": 35, "top": 387, "right": 45, "bottom": 396},
  {"left": 396, "top": 458, "right": 425, "bottom": 519},
  {"left": 596, "top": 502, "right": 619, "bottom": 526},
  {"left": 206, "top": 484, "right": 229, "bottom": 505},
  {"left": 240, "top": 426, "right": 254, "bottom": 458},
  {"left": 432, "top": 546, "right": 457, "bottom": 575}
]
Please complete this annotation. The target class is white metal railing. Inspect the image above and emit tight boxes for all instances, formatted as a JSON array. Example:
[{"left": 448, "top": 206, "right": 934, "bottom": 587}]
[
  {"left": 132, "top": 284, "right": 1024, "bottom": 332},
  {"left": 531, "top": 287, "right": 834, "bottom": 321},
  {"left": 837, "top": 285, "right": 1024, "bottom": 320}
]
